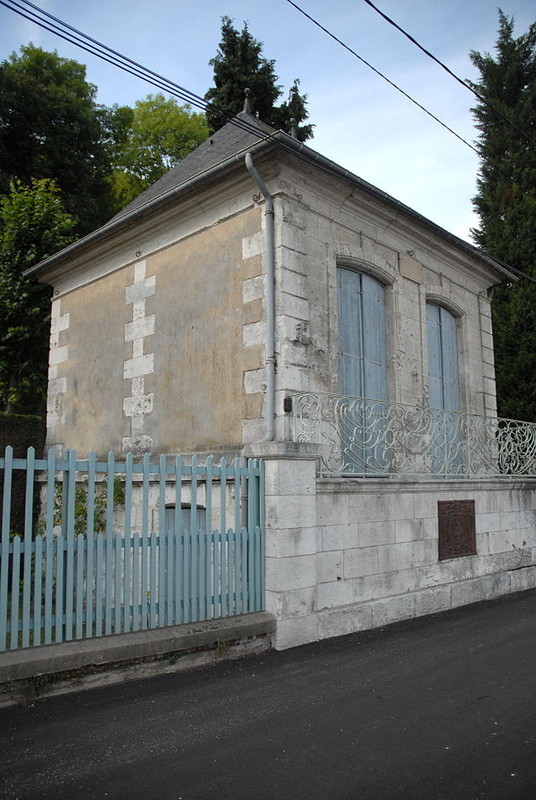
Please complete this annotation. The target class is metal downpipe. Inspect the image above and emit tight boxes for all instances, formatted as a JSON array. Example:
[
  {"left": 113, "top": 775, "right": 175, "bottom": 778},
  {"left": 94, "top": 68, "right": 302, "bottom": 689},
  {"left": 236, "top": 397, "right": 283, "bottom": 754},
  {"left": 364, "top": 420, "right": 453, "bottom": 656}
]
[{"left": 245, "top": 153, "right": 275, "bottom": 441}]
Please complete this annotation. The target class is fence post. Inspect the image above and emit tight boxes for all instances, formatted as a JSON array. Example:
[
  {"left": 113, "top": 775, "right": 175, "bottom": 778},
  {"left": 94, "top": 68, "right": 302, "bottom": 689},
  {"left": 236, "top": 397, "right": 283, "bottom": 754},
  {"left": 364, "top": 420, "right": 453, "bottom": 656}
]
[
  {"left": 242, "top": 441, "right": 322, "bottom": 649},
  {"left": 44, "top": 447, "right": 56, "bottom": 645},
  {"left": 64, "top": 449, "right": 77, "bottom": 641},
  {"left": 104, "top": 451, "right": 115, "bottom": 636},
  {"left": 21, "top": 446, "right": 36, "bottom": 647},
  {"left": 86, "top": 451, "right": 96, "bottom": 639},
  {"left": 0, "top": 445, "right": 14, "bottom": 650}
]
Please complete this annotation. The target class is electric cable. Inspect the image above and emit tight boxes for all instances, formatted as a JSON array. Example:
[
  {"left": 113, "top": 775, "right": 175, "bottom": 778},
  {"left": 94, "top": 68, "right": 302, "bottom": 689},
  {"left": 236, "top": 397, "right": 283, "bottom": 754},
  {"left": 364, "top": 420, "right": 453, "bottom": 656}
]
[
  {"left": 4, "top": 0, "right": 479, "bottom": 155},
  {"left": 2, "top": 0, "right": 535, "bottom": 280},
  {"left": 0, "top": 0, "right": 273, "bottom": 141},
  {"left": 3, "top": 0, "right": 363, "bottom": 203},
  {"left": 284, "top": 0, "right": 478, "bottom": 153},
  {"left": 362, "top": 0, "right": 536, "bottom": 149}
]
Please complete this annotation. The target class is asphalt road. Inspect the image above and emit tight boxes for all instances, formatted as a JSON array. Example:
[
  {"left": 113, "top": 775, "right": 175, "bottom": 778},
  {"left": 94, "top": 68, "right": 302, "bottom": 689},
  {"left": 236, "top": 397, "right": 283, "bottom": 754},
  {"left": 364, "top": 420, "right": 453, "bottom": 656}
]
[{"left": 2, "top": 589, "right": 536, "bottom": 800}]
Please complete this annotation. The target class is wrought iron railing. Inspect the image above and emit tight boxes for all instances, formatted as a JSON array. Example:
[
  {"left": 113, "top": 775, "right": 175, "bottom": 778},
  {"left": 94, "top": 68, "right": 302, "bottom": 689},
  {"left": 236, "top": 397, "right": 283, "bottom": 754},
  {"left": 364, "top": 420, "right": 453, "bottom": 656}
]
[{"left": 290, "top": 392, "right": 536, "bottom": 478}]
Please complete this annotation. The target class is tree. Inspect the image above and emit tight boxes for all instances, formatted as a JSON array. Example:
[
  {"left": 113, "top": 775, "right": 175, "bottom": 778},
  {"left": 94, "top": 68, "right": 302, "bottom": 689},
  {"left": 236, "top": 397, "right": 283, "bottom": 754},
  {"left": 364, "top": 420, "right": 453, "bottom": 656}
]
[
  {"left": 0, "top": 50, "right": 212, "bottom": 414},
  {"left": 99, "top": 103, "right": 135, "bottom": 168},
  {"left": 469, "top": 12, "right": 536, "bottom": 421},
  {"left": 205, "top": 16, "right": 313, "bottom": 141},
  {"left": 0, "top": 179, "right": 76, "bottom": 414},
  {"left": 0, "top": 45, "right": 114, "bottom": 234},
  {"left": 107, "top": 94, "right": 208, "bottom": 209}
]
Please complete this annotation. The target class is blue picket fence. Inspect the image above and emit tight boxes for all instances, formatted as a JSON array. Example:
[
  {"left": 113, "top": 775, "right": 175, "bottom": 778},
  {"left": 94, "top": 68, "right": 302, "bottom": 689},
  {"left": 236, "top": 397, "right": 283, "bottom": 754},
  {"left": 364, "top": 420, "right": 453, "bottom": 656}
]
[{"left": 0, "top": 447, "right": 265, "bottom": 652}]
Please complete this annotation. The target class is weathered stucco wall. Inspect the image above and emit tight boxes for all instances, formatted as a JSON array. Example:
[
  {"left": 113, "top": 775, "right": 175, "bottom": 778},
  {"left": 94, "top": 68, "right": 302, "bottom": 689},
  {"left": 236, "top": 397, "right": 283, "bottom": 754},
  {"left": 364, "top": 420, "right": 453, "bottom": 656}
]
[
  {"left": 148, "top": 209, "right": 264, "bottom": 454},
  {"left": 47, "top": 271, "right": 127, "bottom": 455},
  {"left": 46, "top": 204, "right": 265, "bottom": 457}
]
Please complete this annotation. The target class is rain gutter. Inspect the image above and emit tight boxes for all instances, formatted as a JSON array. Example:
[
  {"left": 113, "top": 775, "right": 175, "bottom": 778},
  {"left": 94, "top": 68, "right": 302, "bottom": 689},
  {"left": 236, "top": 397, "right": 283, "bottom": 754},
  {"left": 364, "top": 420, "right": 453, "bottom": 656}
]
[
  {"left": 25, "top": 134, "right": 280, "bottom": 279},
  {"left": 27, "top": 129, "right": 515, "bottom": 285}
]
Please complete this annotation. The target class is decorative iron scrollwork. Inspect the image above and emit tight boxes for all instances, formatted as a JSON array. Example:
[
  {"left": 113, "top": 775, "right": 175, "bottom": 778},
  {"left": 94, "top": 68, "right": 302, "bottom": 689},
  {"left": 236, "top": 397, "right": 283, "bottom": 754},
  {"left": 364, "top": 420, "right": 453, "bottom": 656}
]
[{"left": 291, "top": 392, "right": 536, "bottom": 478}]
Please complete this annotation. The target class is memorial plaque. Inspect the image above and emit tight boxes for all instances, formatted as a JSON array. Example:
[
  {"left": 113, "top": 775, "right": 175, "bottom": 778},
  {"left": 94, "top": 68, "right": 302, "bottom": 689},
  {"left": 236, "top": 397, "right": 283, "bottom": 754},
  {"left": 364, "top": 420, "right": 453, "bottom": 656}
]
[{"left": 438, "top": 500, "right": 476, "bottom": 560}]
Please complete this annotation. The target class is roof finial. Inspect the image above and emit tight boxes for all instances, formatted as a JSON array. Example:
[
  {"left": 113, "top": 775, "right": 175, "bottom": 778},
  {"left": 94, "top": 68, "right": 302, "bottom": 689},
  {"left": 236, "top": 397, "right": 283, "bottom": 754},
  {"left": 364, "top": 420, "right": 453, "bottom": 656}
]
[
  {"left": 243, "top": 87, "right": 251, "bottom": 114},
  {"left": 290, "top": 118, "right": 298, "bottom": 140}
]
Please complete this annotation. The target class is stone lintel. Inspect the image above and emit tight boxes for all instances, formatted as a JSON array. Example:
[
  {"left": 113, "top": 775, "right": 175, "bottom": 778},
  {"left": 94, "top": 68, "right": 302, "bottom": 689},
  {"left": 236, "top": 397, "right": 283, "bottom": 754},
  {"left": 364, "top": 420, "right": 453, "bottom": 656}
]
[{"left": 241, "top": 440, "right": 324, "bottom": 461}]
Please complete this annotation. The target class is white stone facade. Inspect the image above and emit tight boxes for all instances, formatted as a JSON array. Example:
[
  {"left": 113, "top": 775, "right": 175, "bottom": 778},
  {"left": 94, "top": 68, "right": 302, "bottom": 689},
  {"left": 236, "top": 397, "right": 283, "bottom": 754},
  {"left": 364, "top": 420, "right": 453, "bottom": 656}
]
[
  {"left": 268, "top": 167, "right": 502, "bottom": 442},
  {"left": 39, "top": 128, "right": 535, "bottom": 652},
  {"left": 239, "top": 162, "right": 536, "bottom": 650},
  {"left": 251, "top": 444, "right": 536, "bottom": 650}
]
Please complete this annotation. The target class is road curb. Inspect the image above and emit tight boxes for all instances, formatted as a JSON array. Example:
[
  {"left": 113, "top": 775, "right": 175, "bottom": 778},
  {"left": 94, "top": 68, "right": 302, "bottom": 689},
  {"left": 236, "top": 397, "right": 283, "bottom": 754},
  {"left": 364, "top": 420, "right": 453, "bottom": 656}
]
[{"left": 0, "top": 612, "right": 276, "bottom": 705}]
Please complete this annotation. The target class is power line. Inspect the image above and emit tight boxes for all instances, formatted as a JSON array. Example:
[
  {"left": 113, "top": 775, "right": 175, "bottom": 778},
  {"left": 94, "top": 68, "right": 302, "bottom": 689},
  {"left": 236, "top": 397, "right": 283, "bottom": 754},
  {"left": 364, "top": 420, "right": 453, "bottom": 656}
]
[
  {"left": 284, "top": 0, "right": 478, "bottom": 153},
  {"left": 1, "top": 0, "right": 200, "bottom": 106},
  {"left": 0, "top": 0, "right": 272, "bottom": 141},
  {"left": 2, "top": 0, "right": 534, "bottom": 281},
  {"left": 362, "top": 0, "right": 536, "bottom": 150},
  {"left": 2, "top": 0, "right": 363, "bottom": 203},
  {"left": 4, "top": 0, "right": 478, "bottom": 155},
  {"left": 0, "top": 0, "right": 346, "bottom": 216}
]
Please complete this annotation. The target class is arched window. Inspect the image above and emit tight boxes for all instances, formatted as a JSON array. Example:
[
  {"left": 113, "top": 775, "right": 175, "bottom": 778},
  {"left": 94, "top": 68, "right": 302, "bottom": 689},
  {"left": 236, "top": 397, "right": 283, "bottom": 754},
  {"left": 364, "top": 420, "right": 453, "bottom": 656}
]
[{"left": 336, "top": 266, "right": 388, "bottom": 474}]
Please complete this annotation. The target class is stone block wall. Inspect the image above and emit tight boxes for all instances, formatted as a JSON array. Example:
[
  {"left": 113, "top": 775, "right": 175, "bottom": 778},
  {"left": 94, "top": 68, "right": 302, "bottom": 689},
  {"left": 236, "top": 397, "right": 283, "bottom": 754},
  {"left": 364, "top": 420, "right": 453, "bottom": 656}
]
[
  {"left": 254, "top": 444, "right": 536, "bottom": 650},
  {"left": 271, "top": 171, "right": 504, "bottom": 444}
]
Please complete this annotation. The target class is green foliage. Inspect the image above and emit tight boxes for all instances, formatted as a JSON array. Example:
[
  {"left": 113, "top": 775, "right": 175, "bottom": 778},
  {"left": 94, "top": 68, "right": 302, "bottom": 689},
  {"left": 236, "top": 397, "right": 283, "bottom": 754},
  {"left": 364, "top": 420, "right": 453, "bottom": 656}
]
[
  {"left": 51, "top": 481, "right": 106, "bottom": 537},
  {"left": 43, "top": 475, "right": 125, "bottom": 537},
  {"left": 108, "top": 94, "right": 208, "bottom": 208},
  {"left": 0, "top": 411, "right": 44, "bottom": 453},
  {"left": 99, "top": 103, "right": 135, "bottom": 166},
  {"left": 0, "top": 45, "right": 114, "bottom": 234},
  {"left": 469, "top": 12, "right": 536, "bottom": 421},
  {"left": 271, "top": 79, "right": 311, "bottom": 136},
  {"left": 205, "top": 16, "right": 313, "bottom": 141},
  {"left": 0, "top": 178, "right": 76, "bottom": 414}
]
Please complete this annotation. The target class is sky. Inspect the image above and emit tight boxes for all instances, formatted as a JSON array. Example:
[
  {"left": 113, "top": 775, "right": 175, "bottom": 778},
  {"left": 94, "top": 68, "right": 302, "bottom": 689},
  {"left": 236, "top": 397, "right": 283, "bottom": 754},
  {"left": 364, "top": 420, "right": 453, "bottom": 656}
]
[{"left": 0, "top": 0, "right": 534, "bottom": 243}]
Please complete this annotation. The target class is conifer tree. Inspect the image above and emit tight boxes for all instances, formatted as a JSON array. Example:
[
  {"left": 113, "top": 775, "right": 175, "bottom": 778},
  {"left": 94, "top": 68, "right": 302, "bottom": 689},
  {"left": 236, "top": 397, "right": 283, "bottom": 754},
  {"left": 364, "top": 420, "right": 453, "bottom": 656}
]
[
  {"left": 469, "top": 11, "right": 536, "bottom": 421},
  {"left": 205, "top": 16, "right": 313, "bottom": 141}
]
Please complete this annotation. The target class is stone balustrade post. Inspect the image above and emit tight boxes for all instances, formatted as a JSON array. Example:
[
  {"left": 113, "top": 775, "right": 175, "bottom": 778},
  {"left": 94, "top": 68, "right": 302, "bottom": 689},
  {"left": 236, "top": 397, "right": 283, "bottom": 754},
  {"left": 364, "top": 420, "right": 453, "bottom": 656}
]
[{"left": 242, "top": 441, "right": 323, "bottom": 648}]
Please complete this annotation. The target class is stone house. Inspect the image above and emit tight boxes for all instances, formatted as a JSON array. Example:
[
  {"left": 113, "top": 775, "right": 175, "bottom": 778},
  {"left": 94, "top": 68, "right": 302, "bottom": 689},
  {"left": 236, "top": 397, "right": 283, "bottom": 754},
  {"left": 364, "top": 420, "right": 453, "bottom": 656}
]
[{"left": 30, "top": 106, "right": 536, "bottom": 649}]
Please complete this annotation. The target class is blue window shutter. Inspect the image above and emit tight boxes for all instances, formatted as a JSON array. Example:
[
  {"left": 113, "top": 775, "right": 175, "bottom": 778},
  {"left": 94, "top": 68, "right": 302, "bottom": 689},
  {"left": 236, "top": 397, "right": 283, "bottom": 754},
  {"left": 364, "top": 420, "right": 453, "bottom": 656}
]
[
  {"left": 426, "top": 303, "right": 443, "bottom": 410},
  {"left": 362, "top": 274, "right": 388, "bottom": 401},
  {"left": 338, "top": 267, "right": 364, "bottom": 397},
  {"left": 338, "top": 267, "right": 387, "bottom": 401},
  {"left": 440, "top": 308, "right": 461, "bottom": 412},
  {"left": 426, "top": 303, "right": 460, "bottom": 412}
]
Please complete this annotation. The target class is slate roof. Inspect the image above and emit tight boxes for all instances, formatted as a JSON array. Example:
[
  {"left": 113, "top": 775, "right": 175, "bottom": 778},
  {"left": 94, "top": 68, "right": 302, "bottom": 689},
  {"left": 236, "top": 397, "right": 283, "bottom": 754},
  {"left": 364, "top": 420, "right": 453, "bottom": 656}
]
[
  {"left": 112, "top": 110, "right": 277, "bottom": 222},
  {"left": 27, "top": 109, "right": 517, "bottom": 283}
]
